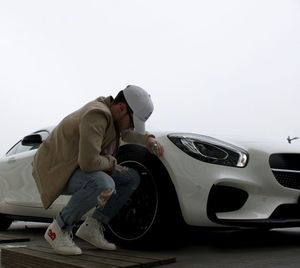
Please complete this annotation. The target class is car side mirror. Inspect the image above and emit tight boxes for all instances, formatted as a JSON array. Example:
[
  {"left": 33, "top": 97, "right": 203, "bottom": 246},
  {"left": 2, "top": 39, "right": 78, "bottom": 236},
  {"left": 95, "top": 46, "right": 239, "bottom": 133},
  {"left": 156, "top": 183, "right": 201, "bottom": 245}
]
[{"left": 21, "top": 134, "right": 43, "bottom": 146}]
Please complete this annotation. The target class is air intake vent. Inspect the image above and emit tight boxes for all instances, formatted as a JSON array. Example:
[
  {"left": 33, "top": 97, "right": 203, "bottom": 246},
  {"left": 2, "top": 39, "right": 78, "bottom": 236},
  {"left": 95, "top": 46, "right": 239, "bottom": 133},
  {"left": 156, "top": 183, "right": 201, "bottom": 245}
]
[{"left": 270, "top": 154, "right": 300, "bottom": 190}]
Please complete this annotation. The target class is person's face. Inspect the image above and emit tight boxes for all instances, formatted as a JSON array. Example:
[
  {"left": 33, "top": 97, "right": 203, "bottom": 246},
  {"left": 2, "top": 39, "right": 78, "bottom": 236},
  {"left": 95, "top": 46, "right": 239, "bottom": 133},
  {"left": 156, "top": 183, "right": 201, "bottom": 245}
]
[{"left": 115, "top": 102, "right": 134, "bottom": 131}]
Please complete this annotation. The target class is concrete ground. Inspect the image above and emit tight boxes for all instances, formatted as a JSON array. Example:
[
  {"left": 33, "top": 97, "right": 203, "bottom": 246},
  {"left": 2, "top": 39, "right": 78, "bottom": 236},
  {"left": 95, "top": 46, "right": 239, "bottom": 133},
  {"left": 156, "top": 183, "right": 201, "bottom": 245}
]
[{"left": 1, "top": 222, "right": 300, "bottom": 267}]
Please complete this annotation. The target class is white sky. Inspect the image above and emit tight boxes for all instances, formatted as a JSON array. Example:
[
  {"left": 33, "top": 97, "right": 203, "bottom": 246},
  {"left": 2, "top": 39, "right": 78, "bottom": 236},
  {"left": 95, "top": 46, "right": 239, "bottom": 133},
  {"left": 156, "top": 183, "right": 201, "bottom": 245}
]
[{"left": 0, "top": 0, "right": 300, "bottom": 155}]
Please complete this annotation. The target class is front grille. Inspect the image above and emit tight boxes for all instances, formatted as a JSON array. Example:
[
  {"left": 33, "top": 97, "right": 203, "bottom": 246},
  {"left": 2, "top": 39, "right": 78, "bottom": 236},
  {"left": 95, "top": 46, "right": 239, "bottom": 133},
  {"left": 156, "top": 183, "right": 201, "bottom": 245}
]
[
  {"left": 207, "top": 185, "right": 248, "bottom": 213},
  {"left": 270, "top": 154, "right": 300, "bottom": 190},
  {"left": 272, "top": 170, "right": 300, "bottom": 190}
]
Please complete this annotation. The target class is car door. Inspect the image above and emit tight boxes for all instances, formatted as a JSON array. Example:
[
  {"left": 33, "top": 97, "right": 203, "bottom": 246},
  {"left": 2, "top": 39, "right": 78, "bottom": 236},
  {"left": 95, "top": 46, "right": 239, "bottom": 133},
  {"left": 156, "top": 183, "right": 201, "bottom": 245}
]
[
  {"left": 0, "top": 131, "right": 49, "bottom": 209},
  {"left": 0, "top": 150, "right": 42, "bottom": 208}
]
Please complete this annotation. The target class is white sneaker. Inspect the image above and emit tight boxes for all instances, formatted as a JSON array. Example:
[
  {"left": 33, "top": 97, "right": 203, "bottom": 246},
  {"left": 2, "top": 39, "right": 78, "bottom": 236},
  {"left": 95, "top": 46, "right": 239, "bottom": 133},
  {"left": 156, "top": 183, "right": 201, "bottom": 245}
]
[
  {"left": 44, "top": 219, "right": 82, "bottom": 255},
  {"left": 76, "top": 216, "right": 116, "bottom": 250}
]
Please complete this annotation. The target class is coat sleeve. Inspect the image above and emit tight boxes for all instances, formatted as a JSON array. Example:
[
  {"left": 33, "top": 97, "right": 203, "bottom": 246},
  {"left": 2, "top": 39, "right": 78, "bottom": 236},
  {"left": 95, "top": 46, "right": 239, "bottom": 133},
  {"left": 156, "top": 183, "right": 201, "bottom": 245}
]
[
  {"left": 121, "top": 129, "right": 155, "bottom": 145},
  {"left": 78, "top": 110, "right": 116, "bottom": 172}
]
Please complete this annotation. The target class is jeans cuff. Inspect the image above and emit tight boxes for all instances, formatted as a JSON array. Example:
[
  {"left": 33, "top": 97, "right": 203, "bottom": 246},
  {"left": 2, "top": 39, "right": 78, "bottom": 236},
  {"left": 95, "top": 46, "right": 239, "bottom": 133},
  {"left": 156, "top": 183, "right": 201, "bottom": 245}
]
[
  {"left": 92, "top": 210, "right": 110, "bottom": 225},
  {"left": 56, "top": 213, "right": 74, "bottom": 232}
]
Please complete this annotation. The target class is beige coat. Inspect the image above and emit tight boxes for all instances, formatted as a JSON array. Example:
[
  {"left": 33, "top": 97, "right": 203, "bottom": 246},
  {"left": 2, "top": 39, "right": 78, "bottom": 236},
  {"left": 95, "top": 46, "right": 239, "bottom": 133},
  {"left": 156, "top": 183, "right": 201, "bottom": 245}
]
[{"left": 32, "top": 96, "right": 150, "bottom": 209}]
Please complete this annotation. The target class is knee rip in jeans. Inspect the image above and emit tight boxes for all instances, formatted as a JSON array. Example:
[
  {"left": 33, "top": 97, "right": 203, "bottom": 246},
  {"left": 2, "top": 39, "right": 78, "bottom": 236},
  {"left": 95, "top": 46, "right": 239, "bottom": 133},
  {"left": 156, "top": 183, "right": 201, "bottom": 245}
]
[{"left": 97, "top": 189, "right": 114, "bottom": 206}]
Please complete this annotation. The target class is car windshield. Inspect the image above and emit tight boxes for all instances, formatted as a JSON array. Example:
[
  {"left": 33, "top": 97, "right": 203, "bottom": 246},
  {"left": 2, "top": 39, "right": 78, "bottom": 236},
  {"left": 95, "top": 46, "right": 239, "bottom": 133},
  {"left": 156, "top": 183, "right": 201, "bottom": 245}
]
[{"left": 6, "top": 130, "right": 49, "bottom": 156}]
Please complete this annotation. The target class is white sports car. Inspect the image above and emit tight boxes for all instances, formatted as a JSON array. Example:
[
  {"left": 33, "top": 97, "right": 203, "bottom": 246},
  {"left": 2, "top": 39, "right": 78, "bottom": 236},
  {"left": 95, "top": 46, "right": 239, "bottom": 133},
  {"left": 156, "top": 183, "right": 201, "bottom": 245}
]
[{"left": 1, "top": 127, "right": 300, "bottom": 246}]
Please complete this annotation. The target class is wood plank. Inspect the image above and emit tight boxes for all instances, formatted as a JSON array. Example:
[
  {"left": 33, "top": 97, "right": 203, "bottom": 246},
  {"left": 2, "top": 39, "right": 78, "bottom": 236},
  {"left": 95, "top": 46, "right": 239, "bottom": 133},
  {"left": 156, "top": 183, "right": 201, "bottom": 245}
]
[
  {"left": 42, "top": 243, "right": 176, "bottom": 266},
  {"left": 117, "top": 249, "right": 177, "bottom": 265},
  {"left": 75, "top": 241, "right": 176, "bottom": 265},
  {"left": 84, "top": 251, "right": 160, "bottom": 268},
  {"left": 0, "top": 234, "right": 30, "bottom": 243},
  {"left": 1, "top": 244, "right": 176, "bottom": 268},
  {"left": 37, "top": 244, "right": 160, "bottom": 267},
  {"left": 27, "top": 246, "right": 140, "bottom": 268},
  {"left": 1, "top": 247, "right": 114, "bottom": 268}
]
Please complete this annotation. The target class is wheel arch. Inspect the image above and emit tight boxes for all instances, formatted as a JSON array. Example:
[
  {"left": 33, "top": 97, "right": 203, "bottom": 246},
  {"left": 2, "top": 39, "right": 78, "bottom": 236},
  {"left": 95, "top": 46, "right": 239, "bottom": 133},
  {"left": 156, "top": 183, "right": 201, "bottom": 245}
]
[
  {"left": 115, "top": 143, "right": 185, "bottom": 241},
  {"left": 117, "top": 143, "right": 179, "bottom": 199}
]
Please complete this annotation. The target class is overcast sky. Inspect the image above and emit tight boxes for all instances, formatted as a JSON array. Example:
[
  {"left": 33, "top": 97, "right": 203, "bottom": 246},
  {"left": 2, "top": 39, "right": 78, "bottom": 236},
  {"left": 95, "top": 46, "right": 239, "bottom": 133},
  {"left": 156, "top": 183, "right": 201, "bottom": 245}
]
[{"left": 0, "top": 0, "right": 300, "bottom": 155}]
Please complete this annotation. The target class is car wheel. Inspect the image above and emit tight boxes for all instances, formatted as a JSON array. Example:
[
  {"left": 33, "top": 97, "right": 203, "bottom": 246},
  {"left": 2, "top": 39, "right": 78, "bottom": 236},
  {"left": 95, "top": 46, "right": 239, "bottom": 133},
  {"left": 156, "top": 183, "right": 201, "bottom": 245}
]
[
  {"left": 0, "top": 214, "right": 13, "bottom": 231},
  {"left": 108, "top": 144, "right": 184, "bottom": 247}
]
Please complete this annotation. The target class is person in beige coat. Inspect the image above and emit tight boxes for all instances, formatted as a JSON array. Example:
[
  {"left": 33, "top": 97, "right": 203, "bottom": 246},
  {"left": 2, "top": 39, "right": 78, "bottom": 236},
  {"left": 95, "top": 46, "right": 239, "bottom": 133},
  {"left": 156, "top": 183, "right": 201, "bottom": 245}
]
[{"left": 32, "top": 85, "right": 163, "bottom": 255}]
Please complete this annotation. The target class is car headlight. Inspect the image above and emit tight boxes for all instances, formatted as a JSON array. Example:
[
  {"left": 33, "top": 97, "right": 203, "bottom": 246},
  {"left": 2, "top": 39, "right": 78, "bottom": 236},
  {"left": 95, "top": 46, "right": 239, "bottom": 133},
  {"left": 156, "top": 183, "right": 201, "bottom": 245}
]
[{"left": 168, "top": 134, "right": 248, "bottom": 168}]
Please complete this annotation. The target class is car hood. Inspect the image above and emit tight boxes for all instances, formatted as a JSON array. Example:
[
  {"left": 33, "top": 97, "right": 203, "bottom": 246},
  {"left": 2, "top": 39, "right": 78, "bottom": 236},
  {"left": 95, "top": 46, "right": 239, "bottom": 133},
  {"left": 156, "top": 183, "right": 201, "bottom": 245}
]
[{"left": 153, "top": 131, "right": 300, "bottom": 154}]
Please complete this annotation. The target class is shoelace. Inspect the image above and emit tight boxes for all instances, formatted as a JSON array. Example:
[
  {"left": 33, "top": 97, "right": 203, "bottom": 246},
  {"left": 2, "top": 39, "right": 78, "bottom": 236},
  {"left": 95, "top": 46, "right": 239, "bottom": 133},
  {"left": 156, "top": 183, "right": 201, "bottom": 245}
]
[
  {"left": 97, "top": 223, "right": 110, "bottom": 243},
  {"left": 98, "top": 223, "right": 105, "bottom": 236},
  {"left": 95, "top": 223, "right": 114, "bottom": 246},
  {"left": 62, "top": 231, "right": 76, "bottom": 246}
]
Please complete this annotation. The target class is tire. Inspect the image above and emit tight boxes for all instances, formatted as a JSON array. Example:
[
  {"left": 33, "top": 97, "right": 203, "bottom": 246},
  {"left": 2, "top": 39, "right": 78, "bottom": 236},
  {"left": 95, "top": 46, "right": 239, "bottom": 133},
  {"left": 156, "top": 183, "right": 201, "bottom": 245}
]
[
  {"left": 0, "top": 214, "right": 13, "bottom": 231},
  {"left": 107, "top": 144, "right": 184, "bottom": 248}
]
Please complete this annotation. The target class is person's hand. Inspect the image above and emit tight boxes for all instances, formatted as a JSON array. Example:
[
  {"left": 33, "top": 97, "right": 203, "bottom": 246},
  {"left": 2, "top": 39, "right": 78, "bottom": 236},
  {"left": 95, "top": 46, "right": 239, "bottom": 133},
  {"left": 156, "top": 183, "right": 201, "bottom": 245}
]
[{"left": 147, "top": 136, "right": 164, "bottom": 157}]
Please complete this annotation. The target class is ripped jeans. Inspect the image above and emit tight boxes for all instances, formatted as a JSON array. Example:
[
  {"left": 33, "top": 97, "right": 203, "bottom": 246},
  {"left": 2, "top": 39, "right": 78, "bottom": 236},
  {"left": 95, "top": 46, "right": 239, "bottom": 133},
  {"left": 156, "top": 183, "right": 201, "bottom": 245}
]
[{"left": 56, "top": 167, "right": 140, "bottom": 231}]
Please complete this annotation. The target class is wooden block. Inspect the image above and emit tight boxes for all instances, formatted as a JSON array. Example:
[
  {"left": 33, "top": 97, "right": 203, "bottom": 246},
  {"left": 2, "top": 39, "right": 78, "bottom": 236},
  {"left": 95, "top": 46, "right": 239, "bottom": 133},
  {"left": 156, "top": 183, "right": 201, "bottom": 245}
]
[
  {"left": 116, "top": 249, "right": 177, "bottom": 265},
  {"left": 0, "top": 234, "right": 30, "bottom": 243},
  {"left": 1, "top": 244, "right": 176, "bottom": 268}
]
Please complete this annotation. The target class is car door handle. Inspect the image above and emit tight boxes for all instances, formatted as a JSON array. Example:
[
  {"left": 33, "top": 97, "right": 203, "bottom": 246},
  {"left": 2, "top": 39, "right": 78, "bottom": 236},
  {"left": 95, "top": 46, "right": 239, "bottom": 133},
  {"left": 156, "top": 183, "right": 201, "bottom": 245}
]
[{"left": 7, "top": 157, "right": 16, "bottom": 164}]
